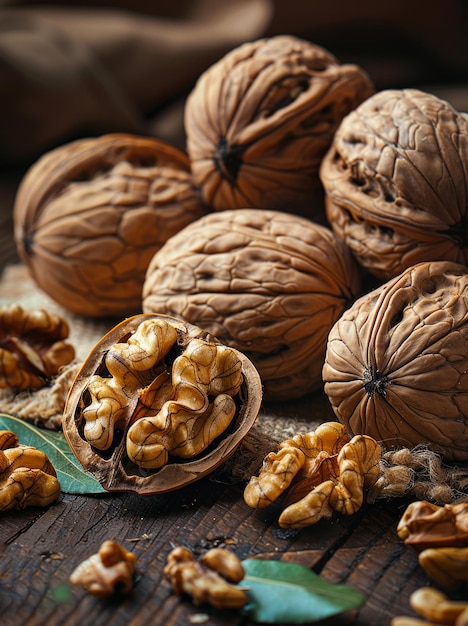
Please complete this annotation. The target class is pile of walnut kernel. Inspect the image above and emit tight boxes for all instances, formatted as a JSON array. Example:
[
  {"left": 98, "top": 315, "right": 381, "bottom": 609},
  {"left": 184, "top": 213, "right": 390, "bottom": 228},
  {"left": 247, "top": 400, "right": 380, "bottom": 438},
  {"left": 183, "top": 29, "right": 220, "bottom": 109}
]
[{"left": 3, "top": 32, "right": 468, "bottom": 619}]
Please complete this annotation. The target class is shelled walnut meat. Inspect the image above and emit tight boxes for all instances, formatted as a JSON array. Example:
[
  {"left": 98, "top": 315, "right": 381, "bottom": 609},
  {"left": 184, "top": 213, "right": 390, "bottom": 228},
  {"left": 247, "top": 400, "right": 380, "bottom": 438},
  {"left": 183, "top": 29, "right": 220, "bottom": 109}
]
[
  {"left": 320, "top": 89, "right": 468, "bottom": 280},
  {"left": 0, "top": 303, "right": 75, "bottom": 391},
  {"left": 14, "top": 133, "right": 207, "bottom": 318},
  {"left": 63, "top": 313, "right": 262, "bottom": 494},
  {"left": 322, "top": 260, "right": 468, "bottom": 461},
  {"left": 185, "top": 35, "right": 374, "bottom": 219},
  {"left": 142, "top": 209, "right": 362, "bottom": 401}
]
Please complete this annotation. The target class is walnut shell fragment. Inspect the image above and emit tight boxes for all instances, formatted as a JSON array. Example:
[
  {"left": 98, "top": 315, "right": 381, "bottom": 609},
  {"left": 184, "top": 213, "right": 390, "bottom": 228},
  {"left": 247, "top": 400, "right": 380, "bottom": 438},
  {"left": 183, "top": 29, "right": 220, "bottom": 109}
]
[
  {"left": 320, "top": 88, "right": 468, "bottom": 281},
  {"left": 0, "top": 303, "right": 75, "bottom": 391},
  {"left": 0, "top": 429, "right": 60, "bottom": 511},
  {"left": 185, "top": 35, "right": 374, "bottom": 219},
  {"left": 244, "top": 421, "right": 382, "bottom": 528},
  {"left": 63, "top": 314, "right": 262, "bottom": 494},
  {"left": 143, "top": 209, "right": 361, "bottom": 401},
  {"left": 70, "top": 540, "right": 136, "bottom": 597},
  {"left": 14, "top": 133, "right": 207, "bottom": 317},
  {"left": 323, "top": 261, "right": 468, "bottom": 461}
]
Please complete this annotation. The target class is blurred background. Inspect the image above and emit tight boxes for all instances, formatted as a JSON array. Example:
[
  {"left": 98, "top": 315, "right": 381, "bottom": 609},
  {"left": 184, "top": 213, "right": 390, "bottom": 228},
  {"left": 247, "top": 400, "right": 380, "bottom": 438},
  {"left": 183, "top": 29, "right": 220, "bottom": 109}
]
[{"left": 1, "top": 0, "right": 468, "bottom": 269}]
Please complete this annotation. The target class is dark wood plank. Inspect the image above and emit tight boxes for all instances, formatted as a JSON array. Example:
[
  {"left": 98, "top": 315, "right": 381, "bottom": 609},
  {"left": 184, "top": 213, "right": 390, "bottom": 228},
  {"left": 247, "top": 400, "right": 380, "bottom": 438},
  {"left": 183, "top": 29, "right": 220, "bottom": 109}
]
[{"left": 0, "top": 468, "right": 430, "bottom": 626}]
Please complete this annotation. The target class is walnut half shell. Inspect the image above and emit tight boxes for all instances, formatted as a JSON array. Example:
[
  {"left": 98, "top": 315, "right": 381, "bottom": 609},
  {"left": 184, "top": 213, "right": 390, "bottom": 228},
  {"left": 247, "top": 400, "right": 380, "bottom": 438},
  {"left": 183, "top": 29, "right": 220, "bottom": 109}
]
[{"left": 63, "top": 314, "right": 262, "bottom": 494}]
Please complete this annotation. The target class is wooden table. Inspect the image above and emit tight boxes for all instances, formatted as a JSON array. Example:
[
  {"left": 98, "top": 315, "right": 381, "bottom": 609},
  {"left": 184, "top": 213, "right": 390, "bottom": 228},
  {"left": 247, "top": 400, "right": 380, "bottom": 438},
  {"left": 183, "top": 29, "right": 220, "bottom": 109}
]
[{"left": 0, "top": 185, "right": 447, "bottom": 626}]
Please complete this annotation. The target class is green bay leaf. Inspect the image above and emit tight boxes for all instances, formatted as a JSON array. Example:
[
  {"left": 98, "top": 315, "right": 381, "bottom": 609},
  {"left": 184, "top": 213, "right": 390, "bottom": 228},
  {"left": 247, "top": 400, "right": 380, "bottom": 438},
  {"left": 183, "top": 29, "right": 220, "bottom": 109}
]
[
  {"left": 0, "top": 413, "right": 106, "bottom": 495},
  {"left": 241, "top": 559, "right": 366, "bottom": 624}
]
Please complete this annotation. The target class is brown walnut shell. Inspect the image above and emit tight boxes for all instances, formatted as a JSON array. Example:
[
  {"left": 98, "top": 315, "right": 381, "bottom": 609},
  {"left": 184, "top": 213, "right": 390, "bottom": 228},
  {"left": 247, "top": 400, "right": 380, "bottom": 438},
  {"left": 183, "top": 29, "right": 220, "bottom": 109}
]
[
  {"left": 14, "top": 133, "right": 208, "bottom": 318},
  {"left": 320, "top": 89, "right": 468, "bottom": 281},
  {"left": 322, "top": 261, "right": 468, "bottom": 461},
  {"left": 142, "top": 209, "right": 362, "bottom": 401},
  {"left": 185, "top": 35, "right": 374, "bottom": 220},
  {"left": 63, "top": 313, "right": 262, "bottom": 494}
]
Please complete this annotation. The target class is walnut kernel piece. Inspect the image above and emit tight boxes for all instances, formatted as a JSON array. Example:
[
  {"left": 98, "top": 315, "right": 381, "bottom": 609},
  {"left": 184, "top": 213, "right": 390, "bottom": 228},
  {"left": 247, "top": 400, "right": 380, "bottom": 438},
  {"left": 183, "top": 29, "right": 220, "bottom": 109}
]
[
  {"left": 0, "top": 429, "right": 60, "bottom": 511},
  {"left": 320, "top": 89, "right": 468, "bottom": 281},
  {"left": 63, "top": 314, "right": 261, "bottom": 495},
  {"left": 244, "top": 421, "right": 382, "bottom": 528},
  {"left": 164, "top": 546, "right": 247, "bottom": 609},
  {"left": 323, "top": 260, "right": 468, "bottom": 462},
  {"left": 419, "top": 547, "right": 468, "bottom": 590},
  {"left": 143, "top": 208, "right": 362, "bottom": 401},
  {"left": 397, "top": 501, "right": 468, "bottom": 551},
  {"left": 410, "top": 587, "right": 468, "bottom": 625},
  {"left": 14, "top": 133, "right": 207, "bottom": 318},
  {"left": 0, "top": 303, "right": 75, "bottom": 391},
  {"left": 70, "top": 540, "right": 136, "bottom": 597},
  {"left": 185, "top": 35, "right": 373, "bottom": 219}
]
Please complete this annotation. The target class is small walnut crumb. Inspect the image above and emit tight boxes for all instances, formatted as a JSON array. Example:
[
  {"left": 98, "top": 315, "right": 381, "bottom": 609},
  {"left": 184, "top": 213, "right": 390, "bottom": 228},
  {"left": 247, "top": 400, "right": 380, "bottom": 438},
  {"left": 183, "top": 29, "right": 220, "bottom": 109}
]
[
  {"left": 70, "top": 540, "right": 136, "bottom": 597},
  {"left": 164, "top": 546, "right": 247, "bottom": 609}
]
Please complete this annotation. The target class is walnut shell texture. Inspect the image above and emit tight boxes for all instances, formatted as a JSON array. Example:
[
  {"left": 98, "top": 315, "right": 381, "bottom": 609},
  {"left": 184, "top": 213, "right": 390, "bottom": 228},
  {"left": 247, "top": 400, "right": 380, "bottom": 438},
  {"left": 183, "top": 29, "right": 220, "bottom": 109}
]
[
  {"left": 14, "top": 133, "right": 208, "bottom": 318},
  {"left": 322, "top": 261, "right": 468, "bottom": 461},
  {"left": 185, "top": 35, "right": 374, "bottom": 220},
  {"left": 63, "top": 314, "right": 262, "bottom": 494},
  {"left": 320, "top": 89, "right": 468, "bottom": 280},
  {"left": 142, "top": 209, "right": 361, "bottom": 401}
]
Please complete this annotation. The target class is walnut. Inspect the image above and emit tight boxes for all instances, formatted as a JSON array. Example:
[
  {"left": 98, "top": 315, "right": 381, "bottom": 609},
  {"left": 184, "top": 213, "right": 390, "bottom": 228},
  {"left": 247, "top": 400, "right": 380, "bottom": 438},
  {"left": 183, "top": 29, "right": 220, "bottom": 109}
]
[
  {"left": 63, "top": 313, "right": 261, "bottom": 494},
  {"left": 164, "top": 546, "right": 247, "bottom": 609},
  {"left": 143, "top": 208, "right": 361, "bottom": 401},
  {"left": 397, "top": 501, "right": 468, "bottom": 551},
  {"left": 322, "top": 260, "right": 468, "bottom": 461},
  {"left": 0, "top": 304, "right": 75, "bottom": 391},
  {"left": 14, "top": 133, "right": 207, "bottom": 318},
  {"left": 419, "top": 547, "right": 468, "bottom": 590},
  {"left": 244, "top": 421, "right": 382, "bottom": 528},
  {"left": 394, "top": 587, "right": 468, "bottom": 626},
  {"left": 320, "top": 89, "right": 468, "bottom": 281},
  {"left": 184, "top": 35, "right": 374, "bottom": 220},
  {"left": 69, "top": 540, "right": 136, "bottom": 597},
  {"left": 0, "top": 429, "right": 60, "bottom": 510}
]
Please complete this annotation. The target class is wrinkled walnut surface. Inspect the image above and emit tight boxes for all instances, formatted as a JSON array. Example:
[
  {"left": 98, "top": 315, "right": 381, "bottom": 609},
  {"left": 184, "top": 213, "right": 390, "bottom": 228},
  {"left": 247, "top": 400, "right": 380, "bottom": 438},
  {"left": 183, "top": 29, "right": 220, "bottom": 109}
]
[
  {"left": 320, "top": 89, "right": 468, "bottom": 280},
  {"left": 185, "top": 35, "right": 374, "bottom": 219},
  {"left": 0, "top": 303, "right": 75, "bottom": 391},
  {"left": 142, "top": 209, "right": 361, "bottom": 401},
  {"left": 323, "top": 261, "right": 468, "bottom": 461},
  {"left": 14, "top": 133, "right": 207, "bottom": 318},
  {"left": 63, "top": 313, "right": 262, "bottom": 494}
]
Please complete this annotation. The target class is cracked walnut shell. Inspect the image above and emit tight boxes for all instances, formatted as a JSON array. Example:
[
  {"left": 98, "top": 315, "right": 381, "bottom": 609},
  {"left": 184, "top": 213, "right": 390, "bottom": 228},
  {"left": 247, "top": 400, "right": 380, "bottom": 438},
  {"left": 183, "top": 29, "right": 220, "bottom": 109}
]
[
  {"left": 320, "top": 89, "right": 468, "bottom": 281},
  {"left": 63, "top": 313, "right": 261, "bottom": 494},
  {"left": 185, "top": 35, "right": 374, "bottom": 219},
  {"left": 142, "top": 209, "right": 361, "bottom": 401},
  {"left": 322, "top": 261, "right": 468, "bottom": 461},
  {"left": 14, "top": 133, "right": 207, "bottom": 318}
]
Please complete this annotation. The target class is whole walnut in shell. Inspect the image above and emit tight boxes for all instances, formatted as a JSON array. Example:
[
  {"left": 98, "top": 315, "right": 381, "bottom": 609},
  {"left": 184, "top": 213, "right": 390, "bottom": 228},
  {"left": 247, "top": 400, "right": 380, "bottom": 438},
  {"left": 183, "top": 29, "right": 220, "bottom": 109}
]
[
  {"left": 320, "top": 89, "right": 468, "bottom": 281},
  {"left": 322, "top": 261, "right": 468, "bottom": 461},
  {"left": 142, "top": 209, "right": 361, "bottom": 401},
  {"left": 185, "top": 35, "right": 374, "bottom": 220},
  {"left": 14, "top": 133, "right": 207, "bottom": 318}
]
